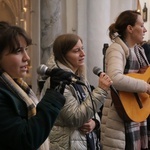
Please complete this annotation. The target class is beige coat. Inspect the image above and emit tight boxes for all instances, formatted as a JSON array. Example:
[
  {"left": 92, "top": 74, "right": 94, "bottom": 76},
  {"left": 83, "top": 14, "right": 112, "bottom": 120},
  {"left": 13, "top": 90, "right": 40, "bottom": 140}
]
[
  {"left": 40, "top": 60, "right": 108, "bottom": 150},
  {"left": 101, "top": 37, "right": 148, "bottom": 150}
]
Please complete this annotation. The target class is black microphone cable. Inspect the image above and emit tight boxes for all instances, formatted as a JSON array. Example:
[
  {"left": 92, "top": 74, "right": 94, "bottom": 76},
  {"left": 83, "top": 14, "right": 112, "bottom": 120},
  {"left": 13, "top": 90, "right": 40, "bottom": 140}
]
[{"left": 80, "top": 83, "right": 101, "bottom": 150}]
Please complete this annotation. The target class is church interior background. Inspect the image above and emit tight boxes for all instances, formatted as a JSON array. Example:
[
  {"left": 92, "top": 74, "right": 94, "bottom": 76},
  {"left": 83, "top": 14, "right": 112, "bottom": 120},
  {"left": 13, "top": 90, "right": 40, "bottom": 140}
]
[{"left": 0, "top": 0, "right": 150, "bottom": 94}]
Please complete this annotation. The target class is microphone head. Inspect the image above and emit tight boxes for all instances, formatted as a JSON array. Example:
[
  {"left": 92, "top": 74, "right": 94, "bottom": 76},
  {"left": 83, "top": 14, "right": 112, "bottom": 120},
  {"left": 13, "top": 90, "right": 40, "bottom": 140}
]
[
  {"left": 37, "top": 64, "right": 48, "bottom": 76},
  {"left": 93, "top": 66, "right": 102, "bottom": 76}
]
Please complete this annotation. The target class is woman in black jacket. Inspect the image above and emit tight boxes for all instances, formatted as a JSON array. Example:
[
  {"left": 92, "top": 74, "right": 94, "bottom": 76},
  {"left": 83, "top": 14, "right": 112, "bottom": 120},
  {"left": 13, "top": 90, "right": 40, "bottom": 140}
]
[{"left": 0, "top": 21, "right": 67, "bottom": 150}]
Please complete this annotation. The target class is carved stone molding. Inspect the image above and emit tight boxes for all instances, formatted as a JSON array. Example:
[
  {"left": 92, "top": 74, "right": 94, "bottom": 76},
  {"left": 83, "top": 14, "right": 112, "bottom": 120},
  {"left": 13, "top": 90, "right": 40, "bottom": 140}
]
[{"left": 0, "top": 0, "right": 30, "bottom": 28}]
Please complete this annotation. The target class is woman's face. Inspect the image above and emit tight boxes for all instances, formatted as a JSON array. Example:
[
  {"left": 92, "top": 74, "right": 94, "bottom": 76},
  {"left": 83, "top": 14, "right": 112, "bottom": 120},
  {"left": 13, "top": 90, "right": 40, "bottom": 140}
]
[
  {"left": 0, "top": 35, "right": 30, "bottom": 78},
  {"left": 65, "top": 39, "right": 85, "bottom": 72},
  {"left": 129, "top": 15, "right": 147, "bottom": 44}
]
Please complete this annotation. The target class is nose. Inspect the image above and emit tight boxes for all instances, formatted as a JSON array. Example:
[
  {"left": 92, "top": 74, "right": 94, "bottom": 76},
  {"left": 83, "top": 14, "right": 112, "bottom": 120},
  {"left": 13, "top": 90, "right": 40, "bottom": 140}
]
[
  {"left": 23, "top": 50, "right": 30, "bottom": 61},
  {"left": 144, "top": 26, "right": 147, "bottom": 32},
  {"left": 80, "top": 49, "right": 85, "bottom": 56}
]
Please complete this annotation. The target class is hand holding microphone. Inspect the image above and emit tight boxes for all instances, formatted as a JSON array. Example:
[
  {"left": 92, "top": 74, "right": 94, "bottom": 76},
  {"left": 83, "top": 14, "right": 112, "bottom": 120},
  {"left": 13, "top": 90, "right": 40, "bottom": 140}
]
[
  {"left": 37, "top": 64, "right": 85, "bottom": 94},
  {"left": 49, "top": 68, "right": 77, "bottom": 93},
  {"left": 50, "top": 69, "right": 70, "bottom": 94},
  {"left": 93, "top": 67, "right": 120, "bottom": 102},
  {"left": 93, "top": 66, "right": 113, "bottom": 91}
]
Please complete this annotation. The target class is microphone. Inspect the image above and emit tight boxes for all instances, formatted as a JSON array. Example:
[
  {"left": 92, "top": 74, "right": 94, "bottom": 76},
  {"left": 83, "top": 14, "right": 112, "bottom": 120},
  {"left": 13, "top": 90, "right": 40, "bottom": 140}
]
[
  {"left": 93, "top": 66, "right": 103, "bottom": 77},
  {"left": 37, "top": 64, "right": 85, "bottom": 85},
  {"left": 37, "top": 64, "right": 53, "bottom": 77},
  {"left": 93, "top": 66, "right": 118, "bottom": 94}
]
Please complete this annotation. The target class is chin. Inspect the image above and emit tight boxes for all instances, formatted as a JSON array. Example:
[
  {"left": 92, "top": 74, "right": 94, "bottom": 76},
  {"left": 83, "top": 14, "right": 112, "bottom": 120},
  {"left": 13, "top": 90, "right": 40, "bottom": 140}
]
[{"left": 21, "top": 72, "right": 28, "bottom": 78}]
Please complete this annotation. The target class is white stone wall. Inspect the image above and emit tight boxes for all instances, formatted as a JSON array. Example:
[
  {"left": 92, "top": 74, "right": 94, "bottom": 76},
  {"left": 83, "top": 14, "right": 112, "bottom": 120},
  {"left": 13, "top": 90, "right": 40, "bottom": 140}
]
[
  {"left": 75, "top": 0, "right": 137, "bottom": 87},
  {"left": 31, "top": 0, "right": 150, "bottom": 92}
]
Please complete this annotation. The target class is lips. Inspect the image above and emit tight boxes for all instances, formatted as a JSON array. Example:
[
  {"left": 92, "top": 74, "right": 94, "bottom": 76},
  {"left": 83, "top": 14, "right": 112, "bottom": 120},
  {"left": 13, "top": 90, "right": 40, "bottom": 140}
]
[
  {"left": 79, "top": 57, "right": 84, "bottom": 61},
  {"left": 20, "top": 65, "right": 28, "bottom": 71}
]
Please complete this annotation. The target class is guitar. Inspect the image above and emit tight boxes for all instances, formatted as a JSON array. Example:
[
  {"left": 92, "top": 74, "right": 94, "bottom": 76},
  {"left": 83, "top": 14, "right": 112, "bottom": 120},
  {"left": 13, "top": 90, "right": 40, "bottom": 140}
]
[{"left": 111, "top": 67, "right": 150, "bottom": 122}]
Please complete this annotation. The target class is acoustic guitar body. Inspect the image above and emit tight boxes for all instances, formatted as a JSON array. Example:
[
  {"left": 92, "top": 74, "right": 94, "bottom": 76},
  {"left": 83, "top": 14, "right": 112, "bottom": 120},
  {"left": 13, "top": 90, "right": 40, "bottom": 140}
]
[{"left": 111, "top": 67, "right": 150, "bottom": 122}]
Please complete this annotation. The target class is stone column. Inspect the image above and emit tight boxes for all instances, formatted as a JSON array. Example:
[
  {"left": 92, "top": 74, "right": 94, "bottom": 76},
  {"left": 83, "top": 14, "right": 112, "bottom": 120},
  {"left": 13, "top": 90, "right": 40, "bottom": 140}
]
[
  {"left": 77, "top": 0, "right": 137, "bottom": 87},
  {"left": 79, "top": 0, "right": 111, "bottom": 87},
  {"left": 30, "top": 0, "right": 41, "bottom": 93},
  {"left": 41, "top": 0, "right": 63, "bottom": 64}
]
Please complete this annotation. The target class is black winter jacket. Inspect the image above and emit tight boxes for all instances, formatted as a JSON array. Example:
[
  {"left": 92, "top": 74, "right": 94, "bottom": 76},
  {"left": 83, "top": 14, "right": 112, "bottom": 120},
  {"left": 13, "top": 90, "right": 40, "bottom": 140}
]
[{"left": 0, "top": 82, "right": 65, "bottom": 150}]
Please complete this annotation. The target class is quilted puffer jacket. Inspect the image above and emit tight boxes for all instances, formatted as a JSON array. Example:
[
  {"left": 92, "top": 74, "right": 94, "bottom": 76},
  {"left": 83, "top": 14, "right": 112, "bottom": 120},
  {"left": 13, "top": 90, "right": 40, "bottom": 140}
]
[
  {"left": 41, "top": 60, "right": 109, "bottom": 150},
  {"left": 101, "top": 36, "right": 148, "bottom": 150}
]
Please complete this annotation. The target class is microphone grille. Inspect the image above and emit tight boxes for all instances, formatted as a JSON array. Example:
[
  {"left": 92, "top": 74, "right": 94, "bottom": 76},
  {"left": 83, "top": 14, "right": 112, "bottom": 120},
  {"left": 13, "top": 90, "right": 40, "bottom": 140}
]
[
  {"left": 93, "top": 66, "right": 102, "bottom": 75},
  {"left": 37, "top": 64, "right": 48, "bottom": 76}
]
